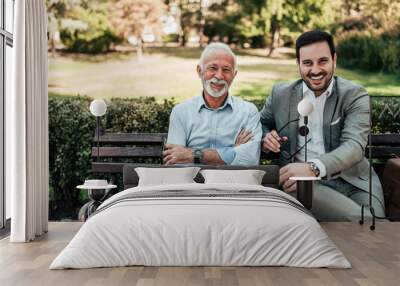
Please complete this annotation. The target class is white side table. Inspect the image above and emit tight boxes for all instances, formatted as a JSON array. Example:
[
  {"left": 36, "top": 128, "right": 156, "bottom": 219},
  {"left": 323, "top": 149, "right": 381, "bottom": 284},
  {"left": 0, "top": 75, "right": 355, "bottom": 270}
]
[
  {"left": 77, "top": 181, "right": 117, "bottom": 221},
  {"left": 289, "top": 176, "right": 321, "bottom": 210}
]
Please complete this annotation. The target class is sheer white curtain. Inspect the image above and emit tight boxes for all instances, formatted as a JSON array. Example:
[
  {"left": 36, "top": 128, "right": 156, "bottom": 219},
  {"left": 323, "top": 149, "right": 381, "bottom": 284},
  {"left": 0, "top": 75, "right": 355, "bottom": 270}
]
[{"left": 6, "top": 0, "right": 48, "bottom": 242}]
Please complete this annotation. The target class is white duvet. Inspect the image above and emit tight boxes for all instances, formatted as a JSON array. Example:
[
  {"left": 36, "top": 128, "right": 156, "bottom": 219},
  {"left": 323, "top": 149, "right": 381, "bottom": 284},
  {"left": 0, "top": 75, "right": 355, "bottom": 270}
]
[{"left": 50, "top": 183, "right": 351, "bottom": 269}]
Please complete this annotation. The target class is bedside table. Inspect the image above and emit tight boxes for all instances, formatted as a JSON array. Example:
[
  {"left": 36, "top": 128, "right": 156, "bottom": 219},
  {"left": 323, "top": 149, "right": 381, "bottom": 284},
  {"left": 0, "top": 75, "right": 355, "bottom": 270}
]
[
  {"left": 77, "top": 180, "right": 117, "bottom": 221},
  {"left": 289, "top": 176, "right": 321, "bottom": 210}
]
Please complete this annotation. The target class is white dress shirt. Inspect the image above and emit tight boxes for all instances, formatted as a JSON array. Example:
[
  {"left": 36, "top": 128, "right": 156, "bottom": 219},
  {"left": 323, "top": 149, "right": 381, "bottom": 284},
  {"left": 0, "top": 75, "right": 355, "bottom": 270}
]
[{"left": 295, "top": 79, "right": 335, "bottom": 177}]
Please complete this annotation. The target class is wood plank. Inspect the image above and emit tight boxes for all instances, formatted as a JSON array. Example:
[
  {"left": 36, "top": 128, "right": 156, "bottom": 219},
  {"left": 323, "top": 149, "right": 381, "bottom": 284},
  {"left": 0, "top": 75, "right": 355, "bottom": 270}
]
[
  {"left": 91, "top": 146, "right": 163, "bottom": 158},
  {"left": 94, "top": 133, "right": 167, "bottom": 144},
  {"left": 2, "top": 222, "right": 400, "bottom": 286},
  {"left": 367, "top": 147, "right": 400, "bottom": 159},
  {"left": 91, "top": 162, "right": 124, "bottom": 173},
  {"left": 91, "top": 163, "right": 164, "bottom": 173},
  {"left": 370, "top": 134, "right": 400, "bottom": 146}
]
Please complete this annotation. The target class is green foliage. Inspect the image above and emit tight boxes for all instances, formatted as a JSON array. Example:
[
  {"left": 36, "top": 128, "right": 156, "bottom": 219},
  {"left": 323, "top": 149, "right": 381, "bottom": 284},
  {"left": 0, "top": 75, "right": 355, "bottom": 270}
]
[
  {"left": 370, "top": 97, "right": 400, "bottom": 134},
  {"left": 105, "top": 97, "right": 175, "bottom": 133},
  {"left": 177, "top": 0, "right": 202, "bottom": 46},
  {"left": 48, "top": 96, "right": 175, "bottom": 219},
  {"left": 337, "top": 29, "right": 400, "bottom": 74},
  {"left": 336, "top": 31, "right": 383, "bottom": 71},
  {"left": 61, "top": 29, "right": 120, "bottom": 53},
  {"left": 233, "top": 0, "right": 331, "bottom": 48},
  {"left": 162, "top": 33, "right": 180, "bottom": 43},
  {"left": 48, "top": 96, "right": 95, "bottom": 219},
  {"left": 380, "top": 30, "right": 400, "bottom": 74},
  {"left": 59, "top": 2, "right": 121, "bottom": 53},
  {"left": 204, "top": 15, "right": 243, "bottom": 45}
]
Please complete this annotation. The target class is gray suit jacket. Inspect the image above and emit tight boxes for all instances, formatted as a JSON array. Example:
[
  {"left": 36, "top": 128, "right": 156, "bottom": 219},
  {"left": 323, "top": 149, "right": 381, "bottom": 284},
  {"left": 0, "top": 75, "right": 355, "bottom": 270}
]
[{"left": 260, "top": 76, "right": 381, "bottom": 194}]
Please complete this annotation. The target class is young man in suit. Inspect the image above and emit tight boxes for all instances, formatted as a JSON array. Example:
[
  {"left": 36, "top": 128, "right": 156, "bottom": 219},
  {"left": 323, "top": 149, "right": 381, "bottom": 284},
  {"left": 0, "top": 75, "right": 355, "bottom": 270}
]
[{"left": 260, "top": 30, "right": 385, "bottom": 220}]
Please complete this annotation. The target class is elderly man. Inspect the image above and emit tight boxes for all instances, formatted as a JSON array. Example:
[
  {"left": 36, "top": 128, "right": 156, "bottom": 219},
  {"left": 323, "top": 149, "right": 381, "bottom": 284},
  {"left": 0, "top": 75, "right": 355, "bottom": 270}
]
[
  {"left": 260, "top": 30, "right": 385, "bottom": 220},
  {"left": 164, "top": 43, "right": 261, "bottom": 165}
]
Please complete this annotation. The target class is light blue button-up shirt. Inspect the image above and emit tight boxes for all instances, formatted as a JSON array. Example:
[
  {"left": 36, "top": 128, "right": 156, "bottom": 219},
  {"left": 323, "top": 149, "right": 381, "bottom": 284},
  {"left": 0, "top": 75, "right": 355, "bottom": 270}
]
[{"left": 167, "top": 94, "right": 262, "bottom": 165}]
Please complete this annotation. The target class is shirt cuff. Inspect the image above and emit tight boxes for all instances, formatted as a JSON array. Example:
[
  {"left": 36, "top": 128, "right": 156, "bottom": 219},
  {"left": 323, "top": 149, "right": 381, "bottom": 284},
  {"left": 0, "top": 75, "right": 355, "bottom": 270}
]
[
  {"left": 308, "top": 159, "right": 327, "bottom": 178},
  {"left": 216, "top": 147, "right": 236, "bottom": 165}
]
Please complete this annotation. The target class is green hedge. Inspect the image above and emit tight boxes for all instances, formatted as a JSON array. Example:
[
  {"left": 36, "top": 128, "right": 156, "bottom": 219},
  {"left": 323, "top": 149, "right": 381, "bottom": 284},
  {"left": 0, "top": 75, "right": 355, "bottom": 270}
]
[
  {"left": 105, "top": 97, "right": 175, "bottom": 133},
  {"left": 48, "top": 96, "right": 176, "bottom": 220},
  {"left": 49, "top": 96, "right": 95, "bottom": 220},
  {"left": 371, "top": 97, "right": 400, "bottom": 134},
  {"left": 49, "top": 95, "right": 399, "bottom": 219},
  {"left": 336, "top": 30, "right": 400, "bottom": 74}
]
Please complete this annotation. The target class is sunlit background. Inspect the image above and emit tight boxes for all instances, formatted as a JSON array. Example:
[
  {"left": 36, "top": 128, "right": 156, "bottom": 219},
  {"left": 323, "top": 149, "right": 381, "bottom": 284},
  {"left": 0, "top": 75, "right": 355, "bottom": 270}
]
[
  {"left": 47, "top": 0, "right": 400, "bottom": 102},
  {"left": 43, "top": 0, "right": 400, "bottom": 220}
]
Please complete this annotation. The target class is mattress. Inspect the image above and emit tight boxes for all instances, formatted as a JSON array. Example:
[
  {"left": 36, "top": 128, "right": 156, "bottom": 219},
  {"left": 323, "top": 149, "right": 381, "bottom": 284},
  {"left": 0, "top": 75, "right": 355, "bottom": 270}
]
[{"left": 50, "top": 183, "right": 351, "bottom": 269}]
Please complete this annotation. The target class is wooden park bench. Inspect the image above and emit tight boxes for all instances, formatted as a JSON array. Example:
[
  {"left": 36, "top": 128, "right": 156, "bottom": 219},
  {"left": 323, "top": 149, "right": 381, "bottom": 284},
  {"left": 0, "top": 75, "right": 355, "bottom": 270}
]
[
  {"left": 91, "top": 132, "right": 400, "bottom": 178},
  {"left": 88, "top": 131, "right": 400, "bottom": 222},
  {"left": 91, "top": 132, "right": 167, "bottom": 174}
]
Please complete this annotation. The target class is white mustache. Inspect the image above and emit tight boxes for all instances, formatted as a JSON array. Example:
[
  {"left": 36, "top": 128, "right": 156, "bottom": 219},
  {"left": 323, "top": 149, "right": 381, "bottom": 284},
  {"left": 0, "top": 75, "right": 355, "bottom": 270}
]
[
  {"left": 204, "top": 77, "right": 229, "bottom": 98},
  {"left": 209, "top": 78, "right": 228, "bottom": 86}
]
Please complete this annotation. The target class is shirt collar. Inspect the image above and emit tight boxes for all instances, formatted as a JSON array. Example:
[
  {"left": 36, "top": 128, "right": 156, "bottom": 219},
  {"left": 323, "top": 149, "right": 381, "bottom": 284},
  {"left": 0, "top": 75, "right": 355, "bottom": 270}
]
[
  {"left": 302, "top": 77, "right": 335, "bottom": 98},
  {"left": 197, "top": 93, "right": 234, "bottom": 112}
]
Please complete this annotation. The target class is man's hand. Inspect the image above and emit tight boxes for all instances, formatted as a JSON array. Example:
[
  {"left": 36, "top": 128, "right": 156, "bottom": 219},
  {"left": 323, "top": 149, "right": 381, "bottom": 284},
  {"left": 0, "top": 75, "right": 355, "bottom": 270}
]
[
  {"left": 262, "top": 130, "right": 288, "bottom": 153},
  {"left": 163, "top": 144, "right": 194, "bottom": 165},
  {"left": 279, "top": 163, "right": 315, "bottom": 193},
  {"left": 235, "top": 129, "right": 253, "bottom": 146}
]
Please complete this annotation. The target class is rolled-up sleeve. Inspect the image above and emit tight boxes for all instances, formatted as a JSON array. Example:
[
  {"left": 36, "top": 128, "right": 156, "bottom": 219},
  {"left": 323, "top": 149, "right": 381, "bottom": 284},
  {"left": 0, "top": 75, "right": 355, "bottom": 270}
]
[
  {"left": 216, "top": 147, "right": 236, "bottom": 164},
  {"left": 231, "top": 105, "right": 262, "bottom": 165},
  {"left": 167, "top": 107, "right": 187, "bottom": 145}
]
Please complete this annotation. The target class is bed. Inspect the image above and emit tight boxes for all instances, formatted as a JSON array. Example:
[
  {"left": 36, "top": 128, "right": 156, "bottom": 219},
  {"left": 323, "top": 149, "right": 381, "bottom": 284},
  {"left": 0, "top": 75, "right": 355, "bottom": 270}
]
[{"left": 50, "top": 165, "right": 351, "bottom": 269}]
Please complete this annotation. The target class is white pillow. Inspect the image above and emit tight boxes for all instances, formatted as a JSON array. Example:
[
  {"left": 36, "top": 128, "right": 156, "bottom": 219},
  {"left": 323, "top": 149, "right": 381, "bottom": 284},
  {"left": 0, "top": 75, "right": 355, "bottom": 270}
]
[
  {"left": 200, "top": 169, "right": 266, "bottom": 185},
  {"left": 135, "top": 167, "right": 200, "bottom": 186}
]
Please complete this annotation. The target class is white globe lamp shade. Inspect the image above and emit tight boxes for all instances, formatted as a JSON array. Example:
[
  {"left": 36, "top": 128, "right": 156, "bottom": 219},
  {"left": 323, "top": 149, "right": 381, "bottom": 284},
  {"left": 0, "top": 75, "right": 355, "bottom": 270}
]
[
  {"left": 90, "top": 99, "right": 107, "bottom": 117},
  {"left": 297, "top": 98, "right": 314, "bottom": 116}
]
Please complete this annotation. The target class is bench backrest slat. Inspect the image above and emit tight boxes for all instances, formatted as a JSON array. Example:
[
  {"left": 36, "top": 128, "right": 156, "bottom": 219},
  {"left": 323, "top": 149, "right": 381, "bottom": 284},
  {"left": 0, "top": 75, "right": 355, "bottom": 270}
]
[
  {"left": 370, "top": 134, "right": 400, "bottom": 146},
  {"left": 91, "top": 146, "right": 162, "bottom": 158},
  {"left": 92, "top": 162, "right": 125, "bottom": 173},
  {"left": 368, "top": 147, "right": 400, "bottom": 159},
  {"left": 95, "top": 133, "right": 166, "bottom": 144}
]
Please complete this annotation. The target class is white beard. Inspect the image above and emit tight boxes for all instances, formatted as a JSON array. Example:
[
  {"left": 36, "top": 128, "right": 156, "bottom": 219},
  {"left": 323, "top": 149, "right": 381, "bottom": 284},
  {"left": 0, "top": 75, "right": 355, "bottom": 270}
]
[{"left": 203, "top": 77, "right": 229, "bottom": 98}]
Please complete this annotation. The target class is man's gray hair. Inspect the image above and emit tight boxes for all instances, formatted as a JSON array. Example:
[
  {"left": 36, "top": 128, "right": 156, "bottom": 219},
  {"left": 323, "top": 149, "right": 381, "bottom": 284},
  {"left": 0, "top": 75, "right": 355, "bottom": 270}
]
[{"left": 199, "top": 42, "right": 237, "bottom": 71}]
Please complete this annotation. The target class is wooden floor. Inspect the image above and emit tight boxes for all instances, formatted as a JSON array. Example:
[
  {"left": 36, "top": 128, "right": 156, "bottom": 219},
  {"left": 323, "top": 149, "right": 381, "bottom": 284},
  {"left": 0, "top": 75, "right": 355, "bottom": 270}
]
[{"left": 0, "top": 222, "right": 399, "bottom": 286}]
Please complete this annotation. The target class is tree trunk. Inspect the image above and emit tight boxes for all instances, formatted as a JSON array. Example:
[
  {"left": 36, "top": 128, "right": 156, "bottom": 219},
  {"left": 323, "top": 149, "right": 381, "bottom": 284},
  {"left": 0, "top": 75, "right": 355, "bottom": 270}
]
[
  {"left": 267, "top": 18, "right": 279, "bottom": 57},
  {"left": 180, "top": 31, "right": 187, "bottom": 47},
  {"left": 50, "top": 37, "right": 56, "bottom": 57},
  {"left": 137, "top": 37, "right": 143, "bottom": 61},
  {"left": 198, "top": 0, "right": 205, "bottom": 47}
]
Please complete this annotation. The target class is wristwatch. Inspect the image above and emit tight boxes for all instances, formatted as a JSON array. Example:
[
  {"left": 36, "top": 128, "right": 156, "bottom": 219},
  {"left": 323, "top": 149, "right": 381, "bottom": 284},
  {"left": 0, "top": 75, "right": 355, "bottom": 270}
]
[
  {"left": 307, "top": 162, "right": 320, "bottom": 177},
  {"left": 193, "top": 148, "right": 203, "bottom": 164}
]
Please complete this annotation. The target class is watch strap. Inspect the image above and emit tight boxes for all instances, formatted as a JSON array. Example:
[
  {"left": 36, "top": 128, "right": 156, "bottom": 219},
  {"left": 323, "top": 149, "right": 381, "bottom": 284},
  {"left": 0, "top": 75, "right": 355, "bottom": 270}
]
[
  {"left": 307, "top": 162, "right": 320, "bottom": 177},
  {"left": 193, "top": 149, "right": 202, "bottom": 164}
]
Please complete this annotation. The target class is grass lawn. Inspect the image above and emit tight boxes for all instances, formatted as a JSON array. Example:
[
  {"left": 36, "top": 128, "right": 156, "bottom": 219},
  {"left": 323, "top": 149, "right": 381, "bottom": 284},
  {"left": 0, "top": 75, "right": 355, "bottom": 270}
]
[{"left": 48, "top": 47, "right": 400, "bottom": 103}]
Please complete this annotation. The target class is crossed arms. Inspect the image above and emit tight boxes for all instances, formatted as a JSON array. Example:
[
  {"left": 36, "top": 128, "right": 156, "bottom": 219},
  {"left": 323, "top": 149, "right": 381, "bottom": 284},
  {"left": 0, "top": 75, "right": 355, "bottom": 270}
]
[{"left": 164, "top": 107, "right": 262, "bottom": 166}]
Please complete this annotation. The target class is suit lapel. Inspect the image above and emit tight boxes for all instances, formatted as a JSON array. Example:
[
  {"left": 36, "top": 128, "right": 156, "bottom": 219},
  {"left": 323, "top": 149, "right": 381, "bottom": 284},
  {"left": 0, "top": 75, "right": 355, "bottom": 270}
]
[
  {"left": 323, "top": 80, "right": 339, "bottom": 152},
  {"left": 289, "top": 84, "right": 302, "bottom": 156}
]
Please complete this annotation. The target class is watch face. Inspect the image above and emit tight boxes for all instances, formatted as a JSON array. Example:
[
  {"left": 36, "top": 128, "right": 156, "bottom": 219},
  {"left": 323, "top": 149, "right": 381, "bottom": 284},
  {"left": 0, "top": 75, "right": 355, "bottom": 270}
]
[
  {"left": 194, "top": 149, "right": 202, "bottom": 164},
  {"left": 310, "top": 163, "right": 319, "bottom": 176}
]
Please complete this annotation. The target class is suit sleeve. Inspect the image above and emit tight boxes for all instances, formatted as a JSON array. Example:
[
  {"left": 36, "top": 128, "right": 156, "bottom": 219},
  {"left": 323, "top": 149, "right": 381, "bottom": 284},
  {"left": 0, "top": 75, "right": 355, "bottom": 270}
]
[
  {"left": 259, "top": 85, "right": 276, "bottom": 136},
  {"left": 318, "top": 90, "right": 370, "bottom": 178}
]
